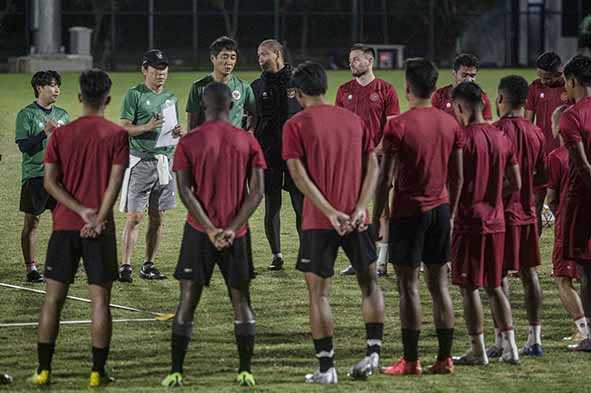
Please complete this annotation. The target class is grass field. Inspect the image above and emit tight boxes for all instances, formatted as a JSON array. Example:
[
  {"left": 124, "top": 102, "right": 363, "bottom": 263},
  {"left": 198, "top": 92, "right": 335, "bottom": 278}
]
[{"left": 1, "top": 68, "right": 590, "bottom": 393}]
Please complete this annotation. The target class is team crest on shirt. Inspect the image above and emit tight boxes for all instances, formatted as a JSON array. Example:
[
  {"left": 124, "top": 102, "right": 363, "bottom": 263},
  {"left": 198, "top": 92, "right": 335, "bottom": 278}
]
[
  {"left": 38, "top": 121, "right": 44, "bottom": 128},
  {"left": 287, "top": 88, "right": 296, "bottom": 99},
  {"left": 446, "top": 102, "right": 452, "bottom": 108},
  {"left": 539, "top": 92, "right": 545, "bottom": 99},
  {"left": 561, "top": 92, "right": 569, "bottom": 102},
  {"left": 146, "top": 100, "right": 151, "bottom": 106},
  {"left": 369, "top": 92, "right": 380, "bottom": 102},
  {"left": 57, "top": 120, "right": 64, "bottom": 127},
  {"left": 232, "top": 89, "right": 241, "bottom": 101},
  {"left": 347, "top": 94, "right": 353, "bottom": 101}
]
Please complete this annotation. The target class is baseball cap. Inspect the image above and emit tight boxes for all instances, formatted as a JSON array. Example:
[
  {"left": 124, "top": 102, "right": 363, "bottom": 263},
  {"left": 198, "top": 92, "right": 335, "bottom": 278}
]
[{"left": 142, "top": 49, "right": 169, "bottom": 67}]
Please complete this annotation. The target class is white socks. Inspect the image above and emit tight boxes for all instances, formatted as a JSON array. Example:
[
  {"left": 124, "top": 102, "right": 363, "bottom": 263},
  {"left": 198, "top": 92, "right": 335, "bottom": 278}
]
[
  {"left": 575, "top": 317, "right": 590, "bottom": 338},
  {"left": 376, "top": 242, "right": 388, "bottom": 265},
  {"left": 470, "top": 333, "right": 487, "bottom": 357},
  {"left": 494, "top": 328, "right": 503, "bottom": 348},
  {"left": 526, "top": 324, "right": 542, "bottom": 346}
]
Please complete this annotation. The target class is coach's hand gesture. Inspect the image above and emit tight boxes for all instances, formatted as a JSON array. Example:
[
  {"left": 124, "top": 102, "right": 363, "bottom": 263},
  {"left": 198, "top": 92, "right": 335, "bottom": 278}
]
[
  {"left": 172, "top": 124, "right": 185, "bottom": 138},
  {"left": 328, "top": 210, "right": 352, "bottom": 236},
  {"left": 146, "top": 113, "right": 164, "bottom": 131}
]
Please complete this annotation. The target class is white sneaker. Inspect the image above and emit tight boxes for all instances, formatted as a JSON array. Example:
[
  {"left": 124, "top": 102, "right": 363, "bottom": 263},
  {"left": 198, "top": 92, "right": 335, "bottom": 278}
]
[
  {"left": 348, "top": 353, "right": 379, "bottom": 380},
  {"left": 452, "top": 351, "right": 489, "bottom": 366},
  {"left": 304, "top": 367, "right": 338, "bottom": 384},
  {"left": 499, "top": 345, "right": 519, "bottom": 364}
]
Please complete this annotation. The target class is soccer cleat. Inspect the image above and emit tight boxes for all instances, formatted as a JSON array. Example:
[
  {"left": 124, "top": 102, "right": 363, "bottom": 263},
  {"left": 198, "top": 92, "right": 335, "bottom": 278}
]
[
  {"left": 161, "top": 372, "right": 183, "bottom": 388},
  {"left": 519, "top": 343, "right": 544, "bottom": 357},
  {"left": 381, "top": 358, "right": 422, "bottom": 376},
  {"left": 348, "top": 353, "right": 379, "bottom": 380},
  {"left": 89, "top": 371, "right": 115, "bottom": 387},
  {"left": 340, "top": 265, "right": 356, "bottom": 276},
  {"left": 427, "top": 357, "right": 455, "bottom": 374},
  {"left": 563, "top": 332, "right": 585, "bottom": 342},
  {"left": 267, "top": 256, "right": 284, "bottom": 271},
  {"left": 26, "top": 269, "right": 44, "bottom": 283},
  {"left": 139, "top": 262, "right": 166, "bottom": 280},
  {"left": 118, "top": 264, "right": 133, "bottom": 283},
  {"left": 499, "top": 346, "right": 520, "bottom": 365},
  {"left": 377, "top": 263, "right": 388, "bottom": 277},
  {"left": 569, "top": 337, "right": 591, "bottom": 352},
  {"left": 485, "top": 345, "right": 503, "bottom": 359},
  {"left": 29, "top": 369, "right": 50, "bottom": 386},
  {"left": 236, "top": 371, "right": 256, "bottom": 387},
  {"left": 453, "top": 351, "right": 489, "bottom": 366},
  {"left": 0, "top": 373, "right": 13, "bottom": 385},
  {"left": 304, "top": 367, "right": 338, "bottom": 384}
]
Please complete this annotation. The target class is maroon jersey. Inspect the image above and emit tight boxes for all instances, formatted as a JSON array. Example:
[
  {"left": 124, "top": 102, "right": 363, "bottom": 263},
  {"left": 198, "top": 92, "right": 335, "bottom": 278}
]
[
  {"left": 547, "top": 146, "right": 569, "bottom": 243},
  {"left": 335, "top": 78, "right": 400, "bottom": 146},
  {"left": 559, "top": 96, "right": 591, "bottom": 203},
  {"left": 494, "top": 116, "right": 546, "bottom": 226},
  {"left": 432, "top": 84, "right": 493, "bottom": 121},
  {"left": 172, "top": 120, "right": 267, "bottom": 237},
  {"left": 525, "top": 79, "right": 572, "bottom": 153},
  {"left": 454, "top": 123, "right": 517, "bottom": 235},
  {"left": 282, "top": 105, "right": 374, "bottom": 231},
  {"left": 382, "top": 106, "right": 465, "bottom": 218},
  {"left": 44, "top": 116, "right": 129, "bottom": 231}
]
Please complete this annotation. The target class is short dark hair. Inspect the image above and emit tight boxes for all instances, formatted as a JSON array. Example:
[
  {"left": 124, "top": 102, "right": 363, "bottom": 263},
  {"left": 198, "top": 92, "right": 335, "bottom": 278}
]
[
  {"left": 563, "top": 55, "right": 591, "bottom": 87},
  {"left": 404, "top": 58, "right": 438, "bottom": 99},
  {"left": 79, "top": 69, "right": 112, "bottom": 108},
  {"left": 451, "top": 81, "right": 484, "bottom": 110},
  {"left": 203, "top": 81, "right": 232, "bottom": 111},
  {"left": 291, "top": 61, "right": 327, "bottom": 96},
  {"left": 453, "top": 53, "right": 479, "bottom": 72},
  {"left": 498, "top": 75, "right": 529, "bottom": 109},
  {"left": 31, "top": 70, "right": 61, "bottom": 98},
  {"left": 535, "top": 51, "right": 562, "bottom": 73},
  {"left": 350, "top": 43, "right": 375, "bottom": 58},
  {"left": 209, "top": 36, "right": 238, "bottom": 57}
]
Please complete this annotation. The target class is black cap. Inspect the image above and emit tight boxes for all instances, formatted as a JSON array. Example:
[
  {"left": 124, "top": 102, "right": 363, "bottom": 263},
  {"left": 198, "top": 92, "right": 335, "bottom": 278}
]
[{"left": 142, "top": 49, "right": 169, "bottom": 67}]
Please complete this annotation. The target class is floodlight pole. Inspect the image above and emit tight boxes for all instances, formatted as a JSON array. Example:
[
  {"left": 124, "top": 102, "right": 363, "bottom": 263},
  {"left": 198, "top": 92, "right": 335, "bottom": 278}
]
[
  {"left": 274, "top": 0, "right": 280, "bottom": 40},
  {"left": 34, "top": 0, "right": 61, "bottom": 55},
  {"left": 148, "top": 0, "right": 154, "bottom": 49},
  {"left": 428, "top": 0, "right": 435, "bottom": 61},
  {"left": 193, "top": 0, "right": 198, "bottom": 66},
  {"left": 352, "top": 0, "right": 358, "bottom": 43}
]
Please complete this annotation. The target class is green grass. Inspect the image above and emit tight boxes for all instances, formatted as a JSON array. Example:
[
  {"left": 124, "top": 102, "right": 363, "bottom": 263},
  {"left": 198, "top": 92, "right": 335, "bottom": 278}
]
[{"left": 1, "top": 69, "right": 589, "bottom": 392}]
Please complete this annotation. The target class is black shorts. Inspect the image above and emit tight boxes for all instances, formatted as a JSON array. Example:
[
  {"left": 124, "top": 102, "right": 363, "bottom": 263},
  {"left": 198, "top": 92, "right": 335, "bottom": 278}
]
[
  {"left": 389, "top": 203, "right": 451, "bottom": 268},
  {"left": 19, "top": 177, "right": 56, "bottom": 215},
  {"left": 297, "top": 229, "right": 377, "bottom": 278},
  {"left": 44, "top": 227, "right": 118, "bottom": 285},
  {"left": 174, "top": 224, "right": 255, "bottom": 289}
]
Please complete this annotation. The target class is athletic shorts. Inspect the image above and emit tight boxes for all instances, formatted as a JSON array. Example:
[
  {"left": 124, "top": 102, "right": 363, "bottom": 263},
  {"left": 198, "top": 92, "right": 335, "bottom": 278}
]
[
  {"left": 125, "top": 158, "right": 176, "bottom": 213},
  {"left": 19, "top": 177, "right": 56, "bottom": 215},
  {"left": 504, "top": 223, "right": 541, "bottom": 273},
  {"left": 552, "top": 241, "right": 579, "bottom": 279},
  {"left": 44, "top": 226, "right": 118, "bottom": 285},
  {"left": 562, "top": 199, "right": 591, "bottom": 263},
  {"left": 451, "top": 232, "right": 505, "bottom": 288},
  {"left": 174, "top": 223, "right": 254, "bottom": 289},
  {"left": 389, "top": 204, "right": 451, "bottom": 268},
  {"left": 296, "top": 229, "right": 377, "bottom": 278}
]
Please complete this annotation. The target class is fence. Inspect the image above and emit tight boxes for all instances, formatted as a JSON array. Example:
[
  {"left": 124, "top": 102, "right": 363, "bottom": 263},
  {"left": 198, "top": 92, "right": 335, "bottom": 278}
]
[{"left": 0, "top": 0, "right": 589, "bottom": 70}]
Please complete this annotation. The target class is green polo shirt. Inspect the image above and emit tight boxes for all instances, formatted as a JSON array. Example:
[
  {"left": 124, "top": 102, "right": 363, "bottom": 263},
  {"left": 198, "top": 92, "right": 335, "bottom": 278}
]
[
  {"left": 15, "top": 102, "right": 70, "bottom": 184},
  {"left": 186, "top": 74, "right": 256, "bottom": 128},
  {"left": 120, "top": 83, "right": 178, "bottom": 158}
]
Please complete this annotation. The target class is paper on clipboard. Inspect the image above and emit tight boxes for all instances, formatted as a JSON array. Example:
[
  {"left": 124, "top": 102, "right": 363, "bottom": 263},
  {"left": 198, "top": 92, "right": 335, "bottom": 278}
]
[{"left": 155, "top": 104, "right": 179, "bottom": 148}]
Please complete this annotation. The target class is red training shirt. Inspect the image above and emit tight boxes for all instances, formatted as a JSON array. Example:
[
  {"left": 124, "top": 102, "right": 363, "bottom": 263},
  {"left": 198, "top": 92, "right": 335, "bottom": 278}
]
[
  {"left": 432, "top": 84, "right": 493, "bottom": 121},
  {"left": 547, "top": 146, "right": 569, "bottom": 243},
  {"left": 454, "top": 123, "right": 517, "bottom": 235},
  {"left": 525, "top": 79, "right": 572, "bottom": 154},
  {"left": 494, "top": 116, "right": 546, "bottom": 226},
  {"left": 282, "top": 105, "right": 374, "bottom": 231},
  {"left": 382, "top": 106, "right": 465, "bottom": 218},
  {"left": 172, "top": 120, "right": 267, "bottom": 237},
  {"left": 44, "top": 116, "right": 129, "bottom": 231},
  {"left": 559, "top": 96, "right": 591, "bottom": 203},
  {"left": 335, "top": 78, "right": 400, "bottom": 146}
]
